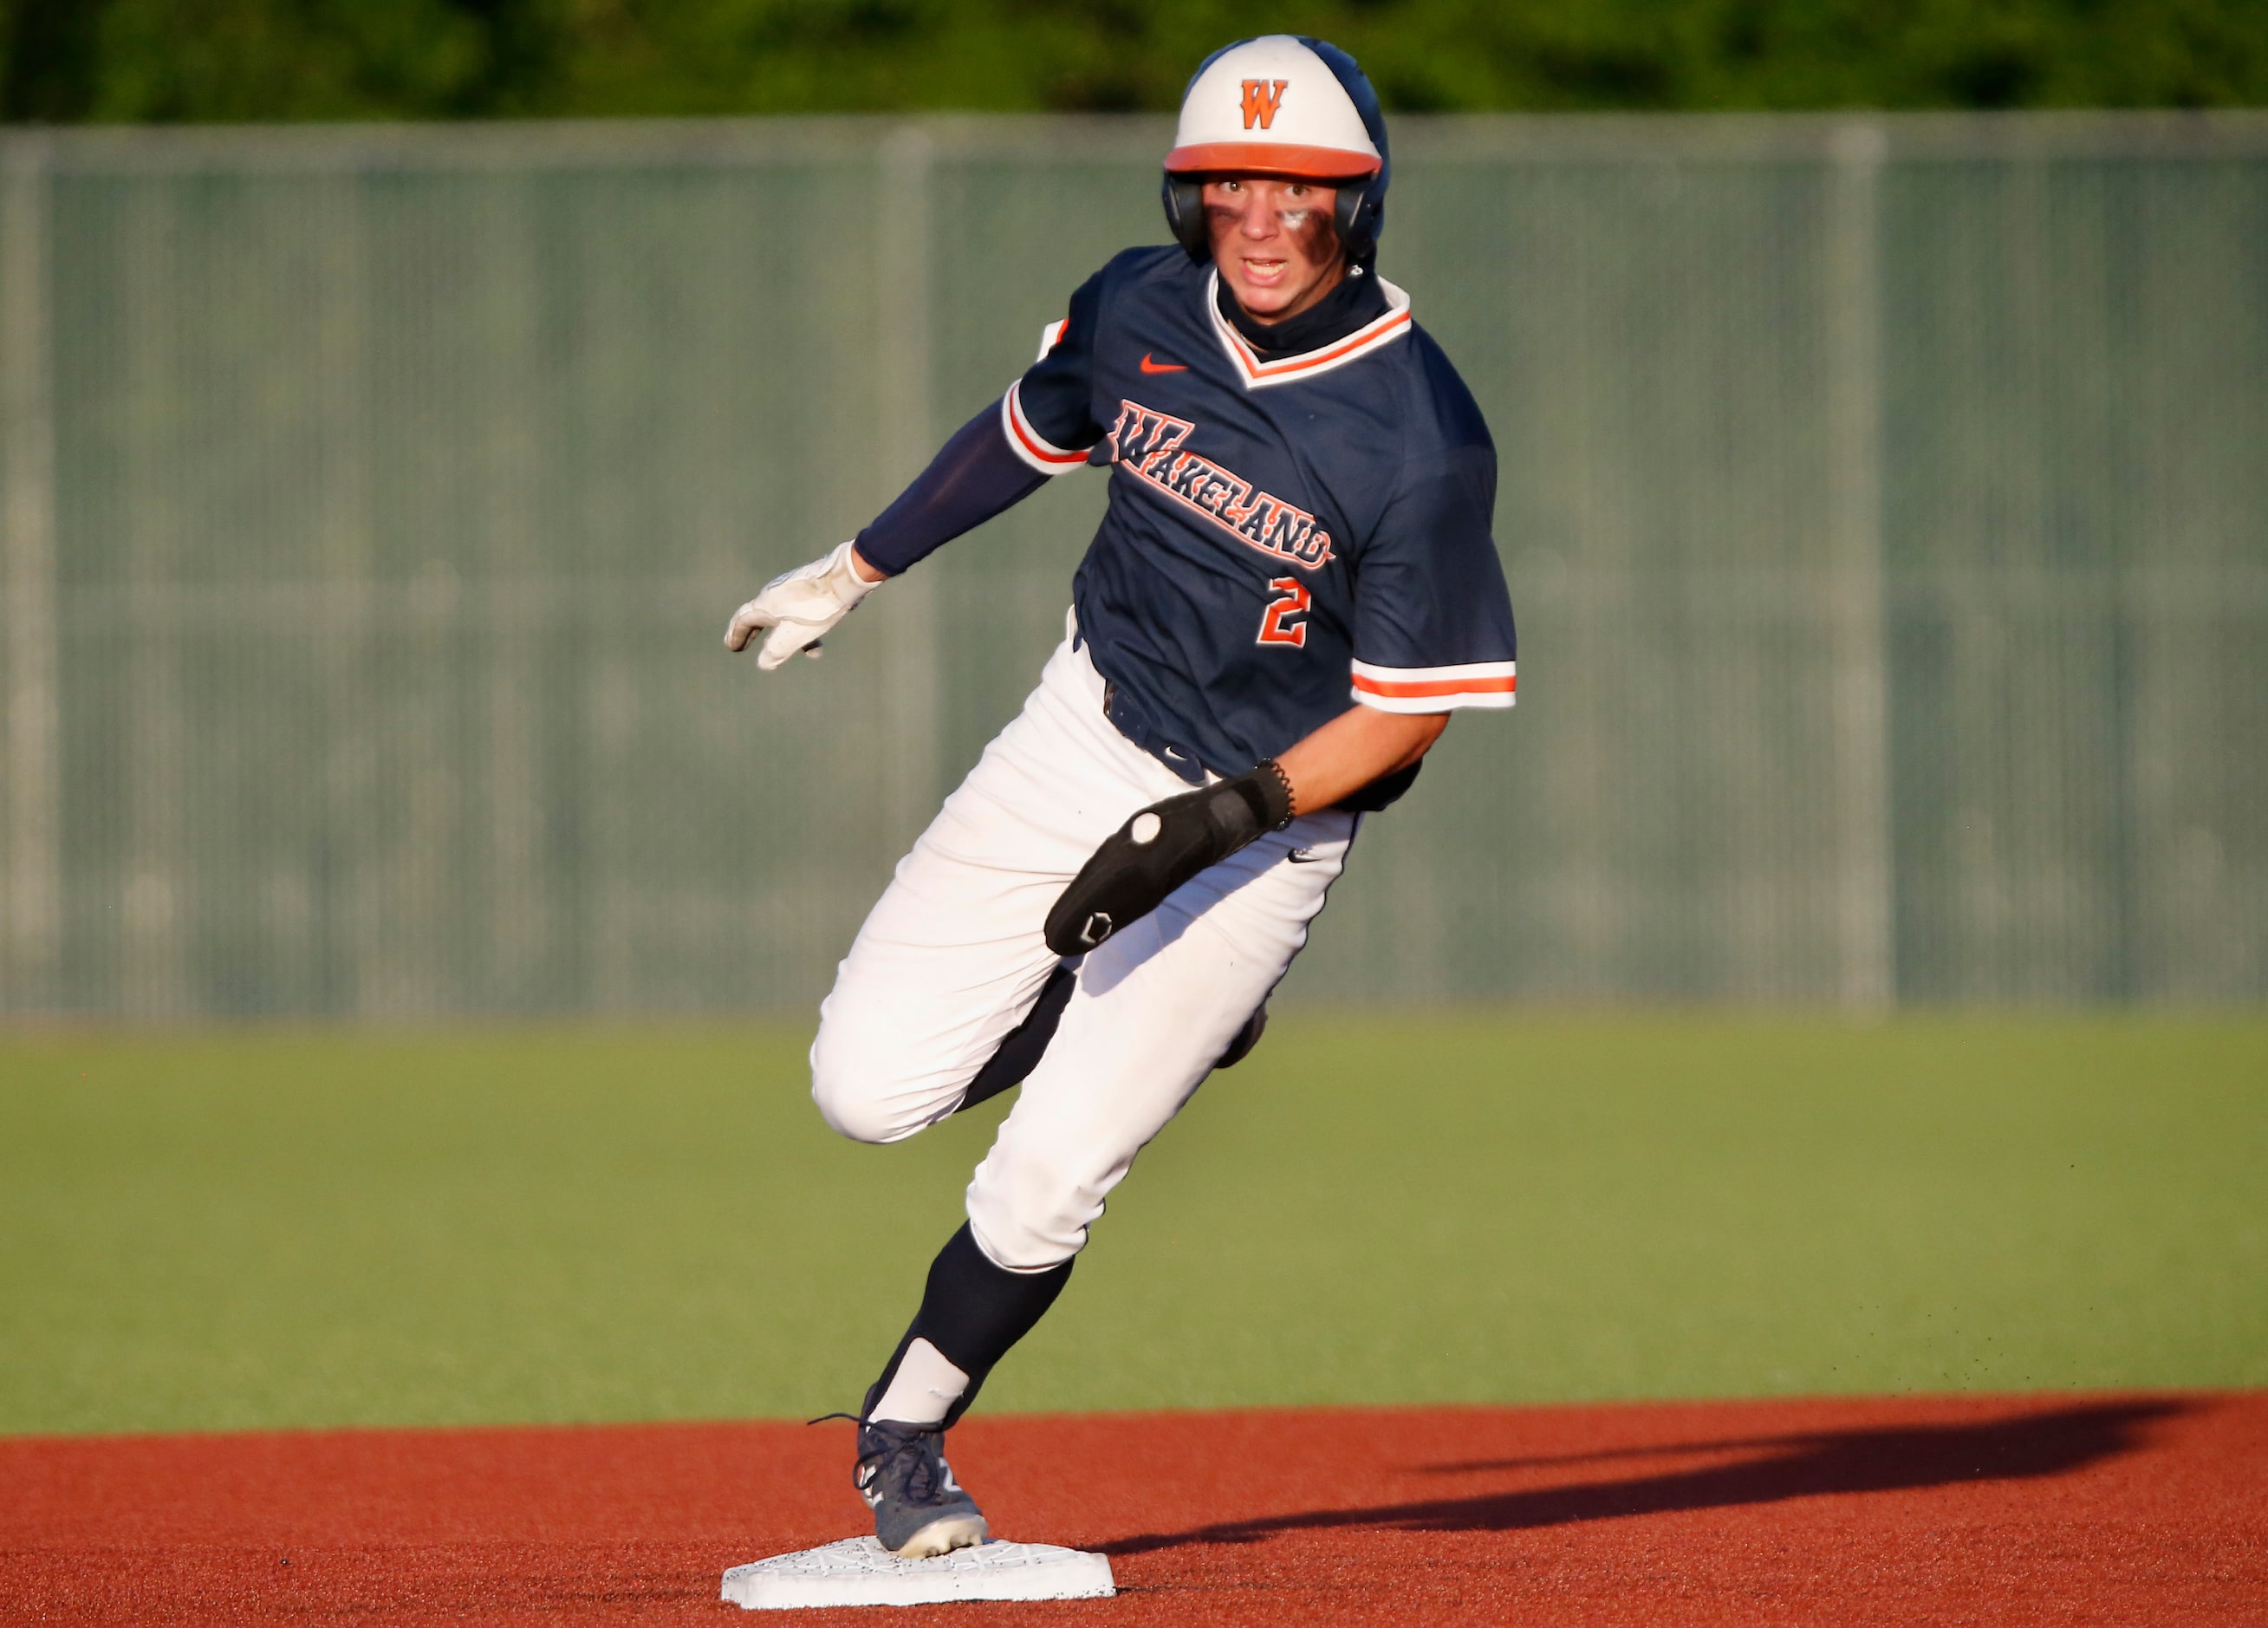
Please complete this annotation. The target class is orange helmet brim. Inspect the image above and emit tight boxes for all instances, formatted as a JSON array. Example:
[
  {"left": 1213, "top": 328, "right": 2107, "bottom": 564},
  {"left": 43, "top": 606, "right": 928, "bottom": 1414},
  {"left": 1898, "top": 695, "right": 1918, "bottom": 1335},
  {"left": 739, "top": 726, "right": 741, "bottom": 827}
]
[{"left": 1163, "top": 142, "right": 1382, "bottom": 180}]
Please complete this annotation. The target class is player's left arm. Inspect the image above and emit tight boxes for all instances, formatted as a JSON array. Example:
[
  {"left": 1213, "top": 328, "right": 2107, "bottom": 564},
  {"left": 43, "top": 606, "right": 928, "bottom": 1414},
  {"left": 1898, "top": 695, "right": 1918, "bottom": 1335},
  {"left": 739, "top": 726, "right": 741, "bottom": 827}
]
[
  {"left": 1275, "top": 705, "right": 1447, "bottom": 813},
  {"left": 1040, "top": 706, "right": 1453, "bottom": 959},
  {"left": 1044, "top": 424, "right": 1514, "bottom": 956},
  {"left": 1044, "top": 700, "right": 1452, "bottom": 953},
  {"left": 1280, "top": 419, "right": 1513, "bottom": 807}
]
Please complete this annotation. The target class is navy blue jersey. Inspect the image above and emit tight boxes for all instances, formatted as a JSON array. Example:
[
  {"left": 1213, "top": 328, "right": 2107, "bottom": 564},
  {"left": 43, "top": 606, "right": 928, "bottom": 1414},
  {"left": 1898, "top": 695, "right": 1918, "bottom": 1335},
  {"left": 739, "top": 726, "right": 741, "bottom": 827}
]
[{"left": 1001, "top": 247, "right": 1517, "bottom": 791}]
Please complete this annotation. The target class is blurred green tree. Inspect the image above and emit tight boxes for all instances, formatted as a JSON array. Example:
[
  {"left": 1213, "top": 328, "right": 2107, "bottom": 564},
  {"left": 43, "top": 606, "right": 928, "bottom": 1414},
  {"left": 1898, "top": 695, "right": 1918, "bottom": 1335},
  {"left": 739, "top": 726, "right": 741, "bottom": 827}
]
[{"left": 2, "top": 0, "right": 2263, "bottom": 121}]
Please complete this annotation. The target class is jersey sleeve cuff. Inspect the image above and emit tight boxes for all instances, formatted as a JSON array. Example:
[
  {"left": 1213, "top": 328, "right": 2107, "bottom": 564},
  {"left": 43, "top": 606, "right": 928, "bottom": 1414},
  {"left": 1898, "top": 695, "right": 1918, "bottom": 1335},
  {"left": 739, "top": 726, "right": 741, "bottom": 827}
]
[
  {"left": 1001, "top": 381, "right": 1090, "bottom": 476},
  {"left": 1349, "top": 658, "right": 1517, "bottom": 713}
]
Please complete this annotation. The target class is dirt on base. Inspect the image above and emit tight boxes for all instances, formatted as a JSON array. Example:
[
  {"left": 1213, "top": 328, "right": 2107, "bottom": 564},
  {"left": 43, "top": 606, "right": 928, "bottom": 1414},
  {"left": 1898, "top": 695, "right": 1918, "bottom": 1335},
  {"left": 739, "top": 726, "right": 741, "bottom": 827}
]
[{"left": 4, "top": 1392, "right": 2263, "bottom": 1625}]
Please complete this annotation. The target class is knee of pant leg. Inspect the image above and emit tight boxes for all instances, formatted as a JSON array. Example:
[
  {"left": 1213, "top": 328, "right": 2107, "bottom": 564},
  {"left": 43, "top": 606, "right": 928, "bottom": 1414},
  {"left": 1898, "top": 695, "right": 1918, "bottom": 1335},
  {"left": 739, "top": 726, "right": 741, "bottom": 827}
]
[
  {"left": 809, "top": 1019, "right": 924, "bottom": 1145},
  {"left": 965, "top": 1151, "right": 1091, "bottom": 1271},
  {"left": 810, "top": 1077, "right": 901, "bottom": 1145}
]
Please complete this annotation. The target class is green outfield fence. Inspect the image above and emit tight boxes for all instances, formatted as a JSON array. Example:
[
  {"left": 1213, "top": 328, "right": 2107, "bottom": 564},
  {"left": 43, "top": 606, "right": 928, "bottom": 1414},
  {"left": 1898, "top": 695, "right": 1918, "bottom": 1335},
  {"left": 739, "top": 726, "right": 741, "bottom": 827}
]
[{"left": 0, "top": 114, "right": 2263, "bottom": 1019}]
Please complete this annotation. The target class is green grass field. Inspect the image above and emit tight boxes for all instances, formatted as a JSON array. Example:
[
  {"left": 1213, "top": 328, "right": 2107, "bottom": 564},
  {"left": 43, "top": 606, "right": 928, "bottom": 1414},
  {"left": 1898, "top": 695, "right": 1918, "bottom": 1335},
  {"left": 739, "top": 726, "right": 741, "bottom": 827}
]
[{"left": 2, "top": 1015, "right": 2262, "bottom": 1436}]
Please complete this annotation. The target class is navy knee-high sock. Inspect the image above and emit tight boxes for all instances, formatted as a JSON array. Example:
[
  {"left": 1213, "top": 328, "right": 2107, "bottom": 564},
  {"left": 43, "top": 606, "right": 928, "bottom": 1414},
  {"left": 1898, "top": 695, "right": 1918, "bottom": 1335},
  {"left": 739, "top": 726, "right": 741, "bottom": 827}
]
[{"left": 866, "top": 1224, "right": 1073, "bottom": 1429}]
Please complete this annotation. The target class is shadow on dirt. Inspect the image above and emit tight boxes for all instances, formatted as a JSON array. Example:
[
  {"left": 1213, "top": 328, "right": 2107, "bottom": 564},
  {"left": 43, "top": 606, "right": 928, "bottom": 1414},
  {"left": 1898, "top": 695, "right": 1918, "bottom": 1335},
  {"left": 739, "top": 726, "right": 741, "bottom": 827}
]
[{"left": 1100, "top": 1398, "right": 2191, "bottom": 1555}]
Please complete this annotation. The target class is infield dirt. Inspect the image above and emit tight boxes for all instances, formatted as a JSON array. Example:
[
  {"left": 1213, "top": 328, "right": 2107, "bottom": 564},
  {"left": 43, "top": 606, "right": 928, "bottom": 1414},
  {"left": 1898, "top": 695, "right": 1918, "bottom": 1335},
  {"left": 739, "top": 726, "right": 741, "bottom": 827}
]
[{"left": 5, "top": 1391, "right": 2262, "bottom": 1625}]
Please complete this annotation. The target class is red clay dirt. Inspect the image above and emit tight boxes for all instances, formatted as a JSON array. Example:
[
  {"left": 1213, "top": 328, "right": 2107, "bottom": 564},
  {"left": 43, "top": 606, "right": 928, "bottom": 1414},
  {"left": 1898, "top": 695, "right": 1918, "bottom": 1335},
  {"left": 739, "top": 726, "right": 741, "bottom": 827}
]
[{"left": 3, "top": 1392, "right": 2263, "bottom": 1625}]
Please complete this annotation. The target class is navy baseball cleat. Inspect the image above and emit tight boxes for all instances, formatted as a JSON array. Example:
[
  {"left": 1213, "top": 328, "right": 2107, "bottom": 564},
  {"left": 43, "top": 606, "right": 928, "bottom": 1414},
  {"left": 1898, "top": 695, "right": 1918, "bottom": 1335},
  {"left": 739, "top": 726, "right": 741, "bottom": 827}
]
[{"left": 854, "top": 1416, "right": 989, "bottom": 1558}]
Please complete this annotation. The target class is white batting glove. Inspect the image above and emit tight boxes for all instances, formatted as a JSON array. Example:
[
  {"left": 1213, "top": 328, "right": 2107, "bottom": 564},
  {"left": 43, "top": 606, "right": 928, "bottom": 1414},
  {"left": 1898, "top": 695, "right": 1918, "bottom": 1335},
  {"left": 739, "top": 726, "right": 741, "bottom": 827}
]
[{"left": 724, "top": 542, "right": 881, "bottom": 672}]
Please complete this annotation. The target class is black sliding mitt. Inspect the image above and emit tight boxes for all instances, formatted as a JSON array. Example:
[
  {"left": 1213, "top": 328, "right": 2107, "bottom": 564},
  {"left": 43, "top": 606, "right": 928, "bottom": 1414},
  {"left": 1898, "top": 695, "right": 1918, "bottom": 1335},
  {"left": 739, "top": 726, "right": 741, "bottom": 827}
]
[{"left": 1045, "top": 761, "right": 1295, "bottom": 955}]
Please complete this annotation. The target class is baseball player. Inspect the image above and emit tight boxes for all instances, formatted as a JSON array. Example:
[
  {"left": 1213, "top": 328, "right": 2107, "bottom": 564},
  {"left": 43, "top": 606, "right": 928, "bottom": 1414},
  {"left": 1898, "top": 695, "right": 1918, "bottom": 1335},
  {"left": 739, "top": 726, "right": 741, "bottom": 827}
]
[{"left": 726, "top": 35, "right": 1516, "bottom": 1557}]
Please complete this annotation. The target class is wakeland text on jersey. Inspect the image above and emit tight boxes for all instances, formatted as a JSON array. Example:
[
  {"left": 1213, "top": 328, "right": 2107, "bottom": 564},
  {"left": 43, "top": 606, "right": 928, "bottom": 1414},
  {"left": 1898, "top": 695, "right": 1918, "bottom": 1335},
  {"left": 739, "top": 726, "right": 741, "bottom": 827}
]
[{"left": 1107, "top": 399, "right": 1335, "bottom": 570}]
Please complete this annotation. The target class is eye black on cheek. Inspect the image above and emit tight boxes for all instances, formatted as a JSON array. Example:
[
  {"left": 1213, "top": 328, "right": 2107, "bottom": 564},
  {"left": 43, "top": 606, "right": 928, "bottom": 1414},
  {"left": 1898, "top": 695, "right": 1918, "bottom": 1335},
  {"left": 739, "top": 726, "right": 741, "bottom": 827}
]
[{"left": 1288, "top": 212, "right": 1339, "bottom": 259}]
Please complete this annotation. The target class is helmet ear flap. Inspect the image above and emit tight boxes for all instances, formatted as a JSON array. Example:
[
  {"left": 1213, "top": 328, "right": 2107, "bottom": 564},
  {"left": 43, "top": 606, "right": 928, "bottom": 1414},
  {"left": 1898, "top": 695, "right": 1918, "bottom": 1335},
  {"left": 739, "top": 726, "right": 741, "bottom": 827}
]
[
  {"left": 1162, "top": 174, "right": 1209, "bottom": 261},
  {"left": 1334, "top": 182, "right": 1380, "bottom": 264}
]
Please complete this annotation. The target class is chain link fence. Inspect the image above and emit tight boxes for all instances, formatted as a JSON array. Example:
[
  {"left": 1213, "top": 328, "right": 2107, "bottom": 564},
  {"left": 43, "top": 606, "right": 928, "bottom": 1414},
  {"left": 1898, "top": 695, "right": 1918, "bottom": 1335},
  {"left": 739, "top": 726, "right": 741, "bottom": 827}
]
[{"left": 1, "top": 114, "right": 2262, "bottom": 1018}]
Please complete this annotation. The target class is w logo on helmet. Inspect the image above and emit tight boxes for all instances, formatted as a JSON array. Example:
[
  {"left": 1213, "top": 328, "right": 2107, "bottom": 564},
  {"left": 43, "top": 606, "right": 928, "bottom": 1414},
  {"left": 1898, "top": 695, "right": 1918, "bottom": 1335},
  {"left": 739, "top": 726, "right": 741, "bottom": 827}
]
[{"left": 1238, "top": 78, "right": 1289, "bottom": 130}]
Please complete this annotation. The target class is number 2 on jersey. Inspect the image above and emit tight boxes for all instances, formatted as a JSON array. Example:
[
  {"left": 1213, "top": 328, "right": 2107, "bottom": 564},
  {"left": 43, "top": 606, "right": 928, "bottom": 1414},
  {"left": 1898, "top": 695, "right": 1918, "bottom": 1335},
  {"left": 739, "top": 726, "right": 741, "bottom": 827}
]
[{"left": 1257, "top": 577, "right": 1310, "bottom": 648}]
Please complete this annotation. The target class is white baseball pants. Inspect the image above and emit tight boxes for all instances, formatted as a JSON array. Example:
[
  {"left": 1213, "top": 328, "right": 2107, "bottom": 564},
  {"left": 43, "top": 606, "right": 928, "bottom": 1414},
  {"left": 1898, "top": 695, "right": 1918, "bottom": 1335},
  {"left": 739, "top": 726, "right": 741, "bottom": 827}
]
[{"left": 810, "top": 615, "right": 1357, "bottom": 1272}]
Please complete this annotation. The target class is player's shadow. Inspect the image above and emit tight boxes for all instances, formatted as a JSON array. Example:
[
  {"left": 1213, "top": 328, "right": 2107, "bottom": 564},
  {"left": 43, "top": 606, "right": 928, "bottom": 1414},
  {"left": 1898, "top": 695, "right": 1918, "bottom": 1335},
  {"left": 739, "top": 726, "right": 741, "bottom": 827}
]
[{"left": 1100, "top": 1397, "right": 2187, "bottom": 1555}]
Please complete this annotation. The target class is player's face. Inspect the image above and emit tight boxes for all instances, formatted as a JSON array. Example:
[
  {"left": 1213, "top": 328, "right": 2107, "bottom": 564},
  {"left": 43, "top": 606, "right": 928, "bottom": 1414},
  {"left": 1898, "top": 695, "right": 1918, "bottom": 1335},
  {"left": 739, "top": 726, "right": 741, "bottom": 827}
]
[{"left": 1203, "top": 177, "right": 1346, "bottom": 323}]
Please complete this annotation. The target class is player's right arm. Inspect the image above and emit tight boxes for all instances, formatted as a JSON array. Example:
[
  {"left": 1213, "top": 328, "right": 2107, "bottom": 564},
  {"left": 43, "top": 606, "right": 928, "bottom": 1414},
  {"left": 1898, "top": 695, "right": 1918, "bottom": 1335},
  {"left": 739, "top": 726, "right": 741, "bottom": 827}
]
[{"left": 725, "top": 268, "right": 1111, "bottom": 669}]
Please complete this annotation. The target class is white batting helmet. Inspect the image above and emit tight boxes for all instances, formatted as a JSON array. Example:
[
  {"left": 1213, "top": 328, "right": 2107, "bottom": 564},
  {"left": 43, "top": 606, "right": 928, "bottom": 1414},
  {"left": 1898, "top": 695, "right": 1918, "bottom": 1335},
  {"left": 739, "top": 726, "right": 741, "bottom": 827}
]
[
  {"left": 1160, "top": 36, "right": 1393, "bottom": 262},
  {"left": 1166, "top": 35, "right": 1384, "bottom": 180}
]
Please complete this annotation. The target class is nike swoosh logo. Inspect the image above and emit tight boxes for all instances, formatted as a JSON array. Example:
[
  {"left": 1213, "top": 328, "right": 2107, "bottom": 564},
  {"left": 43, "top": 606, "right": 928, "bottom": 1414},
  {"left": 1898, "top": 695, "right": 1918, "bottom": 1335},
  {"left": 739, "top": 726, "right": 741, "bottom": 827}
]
[
  {"left": 1140, "top": 353, "right": 1188, "bottom": 374},
  {"left": 1287, "top": 848, "right": 1322, "bottom": 863}
]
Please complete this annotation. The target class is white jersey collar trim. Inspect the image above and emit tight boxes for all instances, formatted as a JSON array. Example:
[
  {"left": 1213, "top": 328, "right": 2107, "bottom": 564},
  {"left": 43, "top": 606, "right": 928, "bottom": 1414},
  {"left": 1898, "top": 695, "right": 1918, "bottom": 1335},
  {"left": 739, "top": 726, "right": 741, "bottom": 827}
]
[{"left": 1205, "top": 269, "right": 1413, "bottom": 389}]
